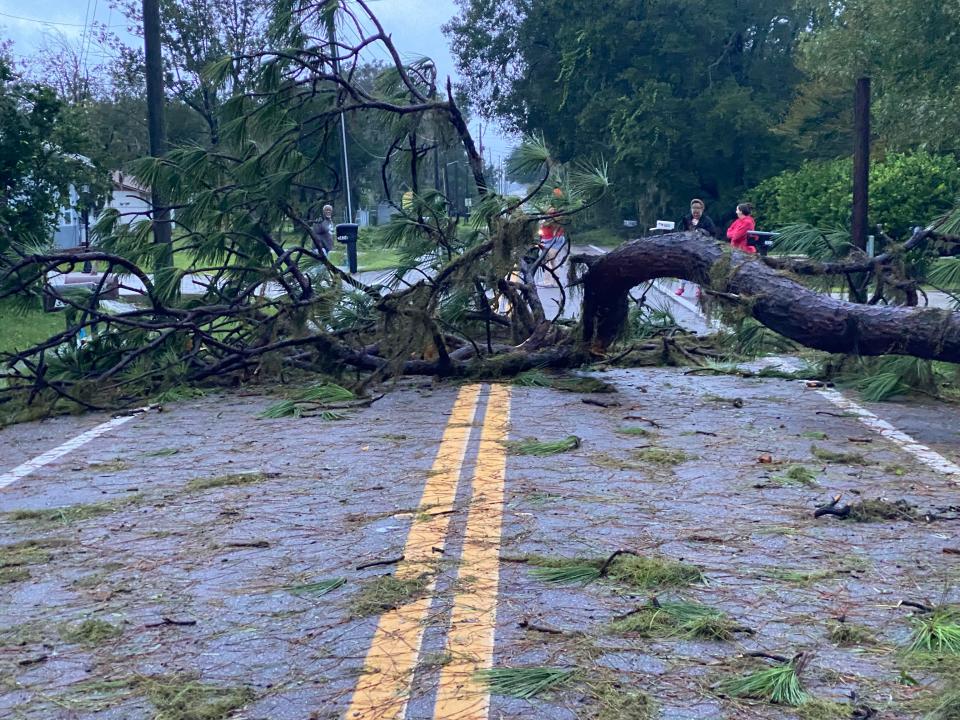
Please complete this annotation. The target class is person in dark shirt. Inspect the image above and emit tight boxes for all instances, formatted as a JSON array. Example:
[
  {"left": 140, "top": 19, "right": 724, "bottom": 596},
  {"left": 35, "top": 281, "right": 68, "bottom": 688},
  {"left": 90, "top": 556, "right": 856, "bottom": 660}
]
[
  {"left": 678, "top": 198, "right": 718, "bottom": 238},
  {"left": 312, "top": 204, "right": 335, "bottom": 254},
  {"left": 674, "top": 198, "right": 717, "bottom": 297}
]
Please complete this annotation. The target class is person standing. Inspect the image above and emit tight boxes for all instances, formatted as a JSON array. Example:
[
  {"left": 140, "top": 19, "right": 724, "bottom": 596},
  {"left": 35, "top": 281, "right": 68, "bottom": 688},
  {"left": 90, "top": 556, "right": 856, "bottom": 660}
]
[
  {"left": 679, "top": 198, "right": 719, "bottom": 238},
  {"left": 538, "top": 207, "right": 566, "bottom": 287},
  {"left": 726, "top": 203, "right": 757, "bottom": 253},
  {"left": 675, "top": 198, "right": 718, "bottom": 297},
  {"left": 313, "top": 204, "right": 336, "bottom": 254}
]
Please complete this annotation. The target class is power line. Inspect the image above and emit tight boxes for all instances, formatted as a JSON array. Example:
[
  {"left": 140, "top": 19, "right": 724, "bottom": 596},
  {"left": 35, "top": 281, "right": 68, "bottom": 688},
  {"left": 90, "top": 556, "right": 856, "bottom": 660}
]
[
  {"left": 78, "top": 0, "right": 94, "bottom": 74},
  {"left": 0, "top": 9, "right": 123, "bottom": 29}
]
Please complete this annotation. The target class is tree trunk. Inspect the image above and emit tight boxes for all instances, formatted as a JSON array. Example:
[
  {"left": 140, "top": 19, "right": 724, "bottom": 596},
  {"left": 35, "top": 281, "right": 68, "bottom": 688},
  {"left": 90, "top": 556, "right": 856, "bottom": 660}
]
[{"left": 581, "top": 232, "right": 960, "bottom": 362}]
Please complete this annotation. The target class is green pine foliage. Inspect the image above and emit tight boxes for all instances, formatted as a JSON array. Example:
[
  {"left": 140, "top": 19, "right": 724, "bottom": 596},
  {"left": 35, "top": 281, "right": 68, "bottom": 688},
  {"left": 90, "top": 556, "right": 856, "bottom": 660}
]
[
  {"left": 720, "top": 656, "right": 809, "bottom": 706},
  {"left": 474, "top": 667, "right": 575, "bottom": 699},
  {"left": 908, "top": 607, "right": 960, "bottom": 655}
]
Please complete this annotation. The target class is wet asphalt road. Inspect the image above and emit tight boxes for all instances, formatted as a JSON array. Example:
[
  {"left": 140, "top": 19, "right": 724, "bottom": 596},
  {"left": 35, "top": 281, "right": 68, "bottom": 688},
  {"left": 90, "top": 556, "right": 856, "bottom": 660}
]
[{"left": 1, "top": 371, "right": 960, "bottom": 719}]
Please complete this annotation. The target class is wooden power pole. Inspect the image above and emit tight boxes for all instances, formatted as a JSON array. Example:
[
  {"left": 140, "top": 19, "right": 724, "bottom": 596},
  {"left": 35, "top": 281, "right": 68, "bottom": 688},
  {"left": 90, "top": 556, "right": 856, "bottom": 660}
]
[
  {"left": 143, "top": 0, "right": 172, "bottom": 260},
  {"left": 851, "top": 76, "right": 871, "bottom": 301}
]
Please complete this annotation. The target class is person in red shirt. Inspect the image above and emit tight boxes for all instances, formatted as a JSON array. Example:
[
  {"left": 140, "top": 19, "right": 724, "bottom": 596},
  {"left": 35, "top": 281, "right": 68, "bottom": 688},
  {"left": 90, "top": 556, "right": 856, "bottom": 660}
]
[
  {"left": 726, "top": 203, "right": 756, "bottom": 253},
  {"left": 537, "top": 207, "right": 566, "bottom": 287}
]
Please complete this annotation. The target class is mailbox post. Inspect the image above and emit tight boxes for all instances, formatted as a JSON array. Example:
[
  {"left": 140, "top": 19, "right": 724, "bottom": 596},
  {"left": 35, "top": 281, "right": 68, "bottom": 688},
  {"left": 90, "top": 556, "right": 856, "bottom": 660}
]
[{"left": 336, "top": 223, "right": 359, "bottom": 273}]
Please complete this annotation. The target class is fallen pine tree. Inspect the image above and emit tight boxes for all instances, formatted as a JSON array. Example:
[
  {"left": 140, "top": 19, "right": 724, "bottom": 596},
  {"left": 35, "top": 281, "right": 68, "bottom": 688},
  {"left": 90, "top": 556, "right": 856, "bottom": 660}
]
[
  {"left": 580, "top": 231, "right": 960, "bottom": 362},
  {"left": 1, "top": 0, "right": 959, "bottom": 419}
]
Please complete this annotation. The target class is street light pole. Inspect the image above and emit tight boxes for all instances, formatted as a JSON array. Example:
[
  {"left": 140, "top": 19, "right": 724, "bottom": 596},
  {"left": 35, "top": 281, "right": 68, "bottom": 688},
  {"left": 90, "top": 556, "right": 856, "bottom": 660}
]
[
  {"left": 444, "top": 160, "right": 458, "bottom": 215},
  {"left": 326, "top": 13, "right": 353, "bottom": 223}
]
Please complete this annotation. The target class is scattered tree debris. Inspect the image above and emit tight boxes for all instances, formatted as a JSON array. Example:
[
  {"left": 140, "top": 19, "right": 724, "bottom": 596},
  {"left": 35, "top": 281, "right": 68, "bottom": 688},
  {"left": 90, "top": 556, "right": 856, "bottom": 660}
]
[
  {"left": 769, "top": 465, "right": 819, "bottom": 487},
  {"left": 286, "top": 578, "right": 347, "bottom": 597},
  {"left": 144, "top": 617, "right": 198, "bottom": 628},
  {"left": 589, "top": 682, "right": 656, "bottom": 720},
  {"left": 828, "top": 618, "right": 877, "bottom": 647},
  {"left": 718, "top": 653, "right": 809, "bottom": 706},
  {"left": 524, "top": 551, "right": 702, "bottom": 589},
  {"left": 615, "top": 426, "right": 651, "bottom": 437},
  {"left": 186, "top": 472, "right": 277, "bottom": 492},
  {"left": 905, "top": 605, "right": 960, "bottom": 655},
  {"left": 811, "top": 445, "right": 873, "bottom": 465},
  {"left": 814, "top": 495, "right": 919, "bottom": 522},
  {"left": 473, "top": 667, "right": 575, "bottom": 699},
  {"left": 582, "top": 397, "right": 622, "bottom": 408},
  {"left": 142, "top": 675, "right": 255, "bottom": 720},
  {"left": 59, "top": 619, "right": 123, "bottom": 646},
  {"left": 8, "top": 500, "right": 132, "bottom": 524},
  {"left": 356, "top": 556, "right": 404, "bottom": 571},
  {"left": 17, "top": 654, "right": 48, "bottom": 667},
  {"left": 507, "top": 436, "right": 581, "bottom": 456},
  {"left": 623, "top": 415, "right": 663, "bottom": 428},
  {"left": 349, "top": 574, "right": 431, "bottom": 618},
  {"left": 607, "top": 598, "right": 751, "bottom": 640},
  {"left": 517, "top": 619, "right": 567, "bottom": 635},
  {"left": 634, "top": 447, "right": 691, "bottom": 466}
]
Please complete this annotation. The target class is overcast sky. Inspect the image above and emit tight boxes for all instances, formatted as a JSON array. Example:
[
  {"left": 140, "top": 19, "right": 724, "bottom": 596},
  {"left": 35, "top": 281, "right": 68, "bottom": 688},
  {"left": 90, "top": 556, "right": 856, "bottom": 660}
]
[{"left": 0, "top": 0, "right": 515, "bottom": 158}]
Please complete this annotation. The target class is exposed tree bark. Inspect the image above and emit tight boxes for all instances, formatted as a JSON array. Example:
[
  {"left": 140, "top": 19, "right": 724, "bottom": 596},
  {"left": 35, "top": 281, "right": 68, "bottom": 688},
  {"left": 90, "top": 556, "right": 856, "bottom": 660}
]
[{"left": 581, "top": 232, "right": 960, "bottom": 362}]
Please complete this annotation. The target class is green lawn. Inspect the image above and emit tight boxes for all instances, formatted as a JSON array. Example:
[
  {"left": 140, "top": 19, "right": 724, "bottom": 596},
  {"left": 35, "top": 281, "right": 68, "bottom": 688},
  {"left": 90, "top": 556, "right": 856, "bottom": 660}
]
[
  {"left": 328, "top": 246, "right": 402, "bottom": 272},
  {"left": 0, "top": 299, "right": 68, "bottom": 355},
  {"left": 574, "top": 228, "right": 628, "bottom": 247}
]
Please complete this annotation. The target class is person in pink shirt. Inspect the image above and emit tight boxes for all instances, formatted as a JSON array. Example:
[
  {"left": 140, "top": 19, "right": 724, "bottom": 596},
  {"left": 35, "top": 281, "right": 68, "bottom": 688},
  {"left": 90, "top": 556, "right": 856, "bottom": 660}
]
[{"left": 726, "top": 203, "right": 756, "bottom": 253}]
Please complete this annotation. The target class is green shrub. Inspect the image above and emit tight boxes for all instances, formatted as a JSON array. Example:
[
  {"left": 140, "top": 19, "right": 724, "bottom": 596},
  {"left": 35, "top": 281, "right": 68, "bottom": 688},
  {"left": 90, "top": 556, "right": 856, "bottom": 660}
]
[{"left": 749, "top": 151, "right": 960, "bottom": 238}]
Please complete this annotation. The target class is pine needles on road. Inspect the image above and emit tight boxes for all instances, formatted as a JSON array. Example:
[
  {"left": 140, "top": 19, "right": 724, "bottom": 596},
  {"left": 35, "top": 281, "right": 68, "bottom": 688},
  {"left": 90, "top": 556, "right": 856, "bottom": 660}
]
[
  {"left": 908, "top": 607, "right": 960, "bottom": 655},
  {"left": 507, "top": 436, "right": 581, "bottom": 456},
  {"left": 286, "top": 578, "right": 346, "bottom": 597},
  {"left": 719, "top": 655, "right": 809, "bottom": 706},
  {"left": 474, "top": 667, "right": 575, "bottom": 699}
]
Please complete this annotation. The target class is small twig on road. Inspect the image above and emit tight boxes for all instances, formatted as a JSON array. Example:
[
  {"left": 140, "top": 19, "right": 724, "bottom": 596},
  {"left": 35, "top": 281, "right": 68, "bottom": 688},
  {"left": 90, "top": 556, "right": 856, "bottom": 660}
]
[
  {"left": 899, "top": 600, "right": 934, "bottom": 613},
  {"left": 518, "top": 619, "right": 567, "bottom": 635},
  {"left": 814, "top": 494, "right": 850, "bottom": 519},
  {"left": 598, "top": 549, "right": 640, "bottom": 577},
  {"left": 743, "top": 651, "right": 791, "bottom": 663},
  {"left": 356, "top": 556, "right": 405, "bottom": 570},
  {"left": 18, "top": 655, "right": 48, "bottom": 666},
  {"left": 582, "top": 397, "right": 621, "bottom": 408},
  {"left": 145, "top": 617, "right": 198, "bottom": 628},
  {"left": 623, "top": 415, "right": 663, "bottom": 428}
]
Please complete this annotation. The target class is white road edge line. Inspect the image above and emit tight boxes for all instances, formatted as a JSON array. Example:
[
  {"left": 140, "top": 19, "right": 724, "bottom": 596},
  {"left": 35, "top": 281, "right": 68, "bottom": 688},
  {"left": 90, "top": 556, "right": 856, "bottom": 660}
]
[
  {"left": 0, "top": 410, "right": 148, "bottom": 490},
  {"left": 817, "top": 388, "right": 960, "bottom": 480}
]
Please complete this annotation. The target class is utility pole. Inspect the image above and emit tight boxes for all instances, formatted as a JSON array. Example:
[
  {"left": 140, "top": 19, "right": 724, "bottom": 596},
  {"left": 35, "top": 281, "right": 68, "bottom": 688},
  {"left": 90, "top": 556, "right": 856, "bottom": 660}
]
[
  {"left": 142, "top": 0, "right": 172, "bottom": 264},
  {"left": 326, "top": 12, "right": 353, "bottom": 223},
  {"left": 851, "top": 76, "right": 871, "bottom": 301}
]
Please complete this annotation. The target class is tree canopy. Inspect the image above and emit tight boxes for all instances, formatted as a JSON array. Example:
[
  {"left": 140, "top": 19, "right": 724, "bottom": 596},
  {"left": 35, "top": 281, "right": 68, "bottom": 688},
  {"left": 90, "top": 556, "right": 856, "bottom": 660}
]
[
  {"left": 797, "top": 0, "right": 960, "bottom": 154},
  {"left": 0, "top": 59, "right": 105, "bottom": 255},
  {"left": 447, "top": 0, "right": 814, "bottom": 223}
]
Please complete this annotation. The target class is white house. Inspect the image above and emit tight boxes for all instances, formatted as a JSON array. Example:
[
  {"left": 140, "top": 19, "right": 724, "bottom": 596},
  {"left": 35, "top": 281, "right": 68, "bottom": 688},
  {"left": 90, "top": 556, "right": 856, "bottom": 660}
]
[
  {"left": 104, "top": 171, "right": 152, "bottom": 224},
  {"left": 52, "top": 184, "right": 83, "bottom": 250},
  {"left": 52, "top": 171, "right": 153, "bottom": 250}
]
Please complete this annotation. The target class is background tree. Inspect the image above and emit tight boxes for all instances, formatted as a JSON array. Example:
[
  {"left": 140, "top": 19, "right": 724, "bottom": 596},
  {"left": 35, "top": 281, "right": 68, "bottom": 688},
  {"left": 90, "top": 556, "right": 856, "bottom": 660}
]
[
  {"left": 0, "top": 58, "right": 106, "bottom": 256},
  {"left": 112, "top": 0, "right": 283, "bottom": 145},
  {"left": 796, "top": 0, "right": 960, "bottom": 154},
  {"left": 447, "top": 0, "right": 814, "bottom": 226}
]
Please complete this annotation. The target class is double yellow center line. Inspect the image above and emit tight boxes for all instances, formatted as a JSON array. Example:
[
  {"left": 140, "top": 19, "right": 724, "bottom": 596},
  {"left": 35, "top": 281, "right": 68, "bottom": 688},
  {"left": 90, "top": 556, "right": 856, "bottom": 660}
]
[{"left": 345, "top": 384, "right": 511, "bottom": 720}]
